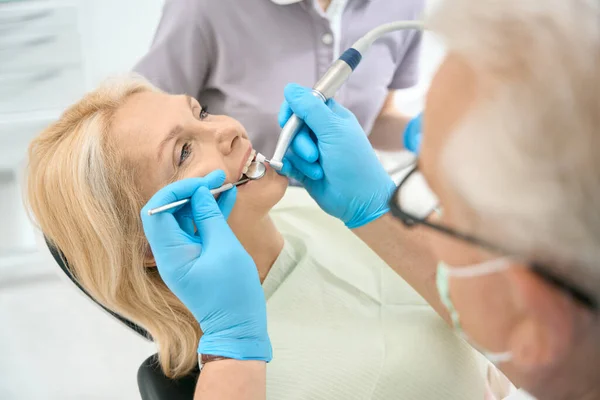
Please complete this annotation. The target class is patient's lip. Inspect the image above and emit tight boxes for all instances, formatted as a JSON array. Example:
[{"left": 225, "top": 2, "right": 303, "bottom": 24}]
[{"left": 236, "top": 145, "right": 253, "bottom": 180}]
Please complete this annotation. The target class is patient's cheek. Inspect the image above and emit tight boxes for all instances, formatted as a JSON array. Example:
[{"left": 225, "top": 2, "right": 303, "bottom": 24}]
[
  {"left": 181, "top": 150, "right": 230, "bottom": 180},
  {"left": 186, "top": 164, "right": 226, "bottom": 181}
]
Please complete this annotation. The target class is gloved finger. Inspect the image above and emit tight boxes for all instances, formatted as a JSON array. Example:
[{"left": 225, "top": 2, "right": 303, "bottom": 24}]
[
  {"left": 279, "top": 157, "right": 306, "bottom": 183},
  {"left": 279, "top": 95, "right": 337, "bottom": 130},
  {"left": 278, "top": 99, "right": 294, "bottom": 128},
  {"left": 216, "top": 186, "right": 237, "bottom": 220},
  {"left": 176, "top": 215, "right": 196, "bottom": 238},
  {"left": 174, "top": 203, "right": 196, "bottom": 237},
  {"left": 283, "top": 83, "right": 335, "bottom": 135},
  {"left": 285, "top": 149, "right": 323, "bottom": 180},
  {"left": 403, "top": 113, "right": 423, "bottom": 154},
  {"left": 277, "top": 157, "right": 294, "bottom": 178},
  {"left": 185, "top": 188, "right": 237, "bottom": 239},
  {"left": 172, "top": 185, "right": 236, "bottom": 238},
  {"left": 328, "top": 97, "right": 356, "bottom": 120},
  {"left": 141, "top": 171, "right": 227, "bottom": 246},
  {"left": 190, "top": 186, "right": 235, "bottom": 247},
  {"left": 290, "top": 126, "right": 319, "bottom": 163},
  {"left": 177, "top": 186, "right": 236, "bottom": 239}
]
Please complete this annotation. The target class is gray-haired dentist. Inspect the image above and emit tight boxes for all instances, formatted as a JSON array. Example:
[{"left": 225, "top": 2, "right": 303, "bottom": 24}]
[{"left": 275, "top": 1, "right": 600, "bottom": 399}]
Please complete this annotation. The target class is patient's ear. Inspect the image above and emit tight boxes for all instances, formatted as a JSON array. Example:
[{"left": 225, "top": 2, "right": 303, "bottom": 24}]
[{"left": 505, "top": 266, "right": 588, "bottom": 369}]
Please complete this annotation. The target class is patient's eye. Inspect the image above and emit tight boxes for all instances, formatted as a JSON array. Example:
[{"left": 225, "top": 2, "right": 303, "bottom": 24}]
[{"left": 179, "top": 143, "right": 192, "bottom": 166}]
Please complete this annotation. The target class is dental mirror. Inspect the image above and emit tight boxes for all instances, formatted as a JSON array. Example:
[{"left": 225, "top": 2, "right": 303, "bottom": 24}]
[{"left": 243, "top": 160, "right": 266, "bottom": 180}]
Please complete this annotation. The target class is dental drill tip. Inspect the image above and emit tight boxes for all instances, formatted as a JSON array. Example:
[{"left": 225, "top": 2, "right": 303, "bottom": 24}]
[
  {"left": 256, "top": 152, "right": 280, "bottom": 169},
  {"left": 255, "top": 153, "right": 267, "bottom": 164}
]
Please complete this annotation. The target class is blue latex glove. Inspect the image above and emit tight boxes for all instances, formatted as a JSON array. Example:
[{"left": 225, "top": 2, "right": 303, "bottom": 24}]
[
  {"left": 140, "top": 171, "right": 271, "bottom": 362},
  {"left": 404, "top": 113, "right": 423, "bottom": 154},
  {"left": 278, "top": 83, "right": 396, "bottom": 229}
]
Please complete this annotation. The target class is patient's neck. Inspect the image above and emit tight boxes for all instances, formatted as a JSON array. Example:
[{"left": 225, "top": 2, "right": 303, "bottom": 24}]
[{"left": 229, "top": 214, "right": 284, "bottom": 282}]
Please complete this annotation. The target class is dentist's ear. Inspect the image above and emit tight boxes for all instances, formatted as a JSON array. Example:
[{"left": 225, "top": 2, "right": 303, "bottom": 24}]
[{"left": 505, "top": 266, "right": 590, "bottom": 369}]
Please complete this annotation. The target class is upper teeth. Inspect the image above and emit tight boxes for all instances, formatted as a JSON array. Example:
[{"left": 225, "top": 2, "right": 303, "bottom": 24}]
[{"left": 240, "top": 149, "right": 256, "bottom": 179}]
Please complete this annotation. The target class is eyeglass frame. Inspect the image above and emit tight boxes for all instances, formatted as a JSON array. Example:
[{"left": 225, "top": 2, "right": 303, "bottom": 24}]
[{"left": 388, "top": 164, "right": 598, "bottom": 311}]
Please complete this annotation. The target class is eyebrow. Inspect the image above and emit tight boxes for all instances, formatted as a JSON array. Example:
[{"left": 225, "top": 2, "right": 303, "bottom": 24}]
[{"left": 156, "top": 96, "right": 195, "bottom": 161}]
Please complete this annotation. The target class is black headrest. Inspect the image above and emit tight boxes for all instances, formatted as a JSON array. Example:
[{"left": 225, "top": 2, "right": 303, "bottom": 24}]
[
  {"left": 45, "top": 237, "right": 152, "bottom": 340},
  {"left": 138, "top": 354, "right": 199, "bottom": 400}
]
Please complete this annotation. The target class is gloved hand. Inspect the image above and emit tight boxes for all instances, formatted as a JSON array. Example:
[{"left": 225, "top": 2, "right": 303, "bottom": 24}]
[
  {"left": 404, "top": 112, "right": 423, "bottom": 154},
  {"left": 141, "top": 171, "right": 271, "bottom": 362},
  {"left": 278, "top": 83, "right": 396, "bottom": 229}
]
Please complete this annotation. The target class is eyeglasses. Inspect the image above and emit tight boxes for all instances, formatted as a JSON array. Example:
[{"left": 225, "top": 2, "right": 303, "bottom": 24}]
[{"left": 388, "top": 164, "right": 598, "bottom": 311}]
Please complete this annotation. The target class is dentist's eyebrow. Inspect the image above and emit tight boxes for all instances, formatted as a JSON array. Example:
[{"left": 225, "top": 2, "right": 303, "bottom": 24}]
[{"left": 156, "top": 96, "right": 195, "bottom": 161}]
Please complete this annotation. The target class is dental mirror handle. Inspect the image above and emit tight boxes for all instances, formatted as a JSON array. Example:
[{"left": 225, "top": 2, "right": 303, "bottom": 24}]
[{"left": 147, "top": 182, "right": 236, "bottom": 216}]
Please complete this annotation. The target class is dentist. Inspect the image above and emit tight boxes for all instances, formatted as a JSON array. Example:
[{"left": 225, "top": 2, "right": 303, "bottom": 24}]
[
  {"left": 277, "top": 1, "right": 600, "bottom": 399},
  {"left": 141, "top": 0, "right": 600, "bottom": 399}
]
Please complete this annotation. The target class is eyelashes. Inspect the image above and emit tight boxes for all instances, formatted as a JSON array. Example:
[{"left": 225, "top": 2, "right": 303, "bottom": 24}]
[
  {"left": 178, "top": 104, "right": 209, "bottom": 167},
  {"left": 179, "top": 142, "right": 192, "bottom": 166}
]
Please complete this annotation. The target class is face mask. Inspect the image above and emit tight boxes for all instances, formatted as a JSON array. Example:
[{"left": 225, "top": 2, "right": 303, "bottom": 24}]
[{"left": 436, "top": 258, "right": 513, "bottom": 365}]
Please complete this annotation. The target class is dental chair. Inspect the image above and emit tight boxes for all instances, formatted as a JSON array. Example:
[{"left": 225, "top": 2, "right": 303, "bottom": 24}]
[
  {"left": 46, "top": 239, "right": 199, "bottom": 399},
  {"left": 138, "top": 354, "right": 200, "bottom": 399}
]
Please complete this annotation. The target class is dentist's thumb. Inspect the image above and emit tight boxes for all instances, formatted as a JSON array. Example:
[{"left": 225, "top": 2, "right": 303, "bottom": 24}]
[{"left": 190, "top": 185, "right": 237, "bottom": 247}]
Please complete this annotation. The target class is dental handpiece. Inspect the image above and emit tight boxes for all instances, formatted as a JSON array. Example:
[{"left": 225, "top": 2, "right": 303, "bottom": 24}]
[{"left": 268, "top": 20, "right": 424, "bottom": 171}]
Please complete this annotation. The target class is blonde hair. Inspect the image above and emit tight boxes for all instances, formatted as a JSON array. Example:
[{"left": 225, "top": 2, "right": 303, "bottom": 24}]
[
  {"left": 26, "top": 76, "right": 201, "bottom": 378},
  {"left": 427, "top": 0, "right": 600, "bottom": 292}
]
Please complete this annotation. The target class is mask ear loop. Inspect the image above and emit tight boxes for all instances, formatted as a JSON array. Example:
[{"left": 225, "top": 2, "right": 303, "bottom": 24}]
[
  {"left": 441, "top": 258, "right": 515, "bottom": 365},
  {"left": 445, "top": 257, "right": 512, "bottom": 278}
]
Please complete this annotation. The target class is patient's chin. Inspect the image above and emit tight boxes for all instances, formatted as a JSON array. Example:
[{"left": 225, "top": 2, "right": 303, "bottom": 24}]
[{"left": 232, "top": 167, "right": 288, "bottom": 217}]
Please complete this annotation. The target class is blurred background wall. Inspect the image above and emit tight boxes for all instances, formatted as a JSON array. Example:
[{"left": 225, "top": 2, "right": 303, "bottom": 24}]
[{"left": 0, "top": 0, "right": 444, "bottom": 398}]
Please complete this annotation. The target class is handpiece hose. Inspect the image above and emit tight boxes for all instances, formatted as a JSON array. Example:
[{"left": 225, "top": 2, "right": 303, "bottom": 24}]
[{"left": 269, "top": 20, "right": 424, "bottom": 171}]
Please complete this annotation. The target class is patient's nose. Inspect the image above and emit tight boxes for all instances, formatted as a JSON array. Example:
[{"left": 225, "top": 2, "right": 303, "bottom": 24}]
[{"left": 216, "top": 119, "right": 243, "bottom": 155}]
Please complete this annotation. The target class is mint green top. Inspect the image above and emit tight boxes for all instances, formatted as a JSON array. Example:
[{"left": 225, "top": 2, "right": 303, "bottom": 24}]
[{"left": 263, "top": 188, "right": 489, "bottom": 399}]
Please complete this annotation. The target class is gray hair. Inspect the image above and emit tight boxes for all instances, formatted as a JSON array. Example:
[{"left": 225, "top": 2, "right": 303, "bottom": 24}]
[{"left": 428, "top": 0, "right": 600, "bottom": 292}]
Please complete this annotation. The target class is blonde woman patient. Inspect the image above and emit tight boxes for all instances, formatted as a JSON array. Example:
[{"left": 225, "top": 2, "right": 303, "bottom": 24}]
[{"left": 27, "top": 75, "right": 490, "bottom": 399}]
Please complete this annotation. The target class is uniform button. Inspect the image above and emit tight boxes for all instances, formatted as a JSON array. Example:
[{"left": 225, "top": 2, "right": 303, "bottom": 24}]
[{"left": 321, "top": 33, "right": 334, "bottom": 45}]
